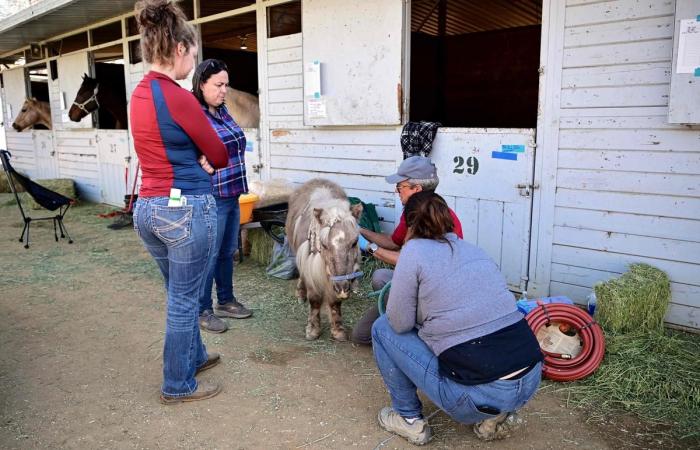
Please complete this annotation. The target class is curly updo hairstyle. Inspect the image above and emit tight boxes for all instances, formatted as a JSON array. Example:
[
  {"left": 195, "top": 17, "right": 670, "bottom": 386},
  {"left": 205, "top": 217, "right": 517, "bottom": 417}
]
[
  {"left": 404, "top": 191, "right": 454, "bottom": 244},
  {"left": 133, "top": 0, "right": 197, "bottom": 66}
]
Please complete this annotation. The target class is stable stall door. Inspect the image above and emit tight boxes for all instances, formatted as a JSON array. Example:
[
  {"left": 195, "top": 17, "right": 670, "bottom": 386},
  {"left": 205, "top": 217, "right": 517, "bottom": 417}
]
[
  {"left": 56, "top": 52, "right": 93, "bottom": 129},
  {"left": 243, "top": 128, "right": 262, "bottom": 182},
  {"left": 301, "top": 0, "right": 403, "bottom": 126},
  {"left": 3, "top": 67, "right": 28, "bottom": 132},
  {"left": 3, "top": 68, "right": 36, "bottom": 174},
  {"left": 97, "top": 130, "right": 130, "bottom": 206},
  {"left": 431, "top": 128, "right": 536, "bottom": 292},
  {"left": 34, "top": 131, "right": 59, "bottom": 179}
]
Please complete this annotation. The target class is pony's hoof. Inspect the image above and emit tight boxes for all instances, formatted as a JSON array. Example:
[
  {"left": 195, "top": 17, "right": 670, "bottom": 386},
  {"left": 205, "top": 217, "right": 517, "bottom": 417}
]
[
  {"left": 331, "top": 329, "right": 348, "bottom": 342},
  {"left": 305, "top": 324, "right": 321, "bottom": 340}
]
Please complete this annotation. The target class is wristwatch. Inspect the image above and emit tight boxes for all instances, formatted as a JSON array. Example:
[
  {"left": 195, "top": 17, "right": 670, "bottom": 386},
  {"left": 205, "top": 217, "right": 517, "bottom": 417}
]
[{"left": 368, "top": 242, "right": 379, "bottom": 255}]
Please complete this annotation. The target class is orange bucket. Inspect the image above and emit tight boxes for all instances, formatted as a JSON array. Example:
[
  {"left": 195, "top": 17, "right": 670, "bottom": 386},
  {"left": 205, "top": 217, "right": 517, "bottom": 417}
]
[{"left": 239, "top": 193, "right": 259, "bottom": 224}]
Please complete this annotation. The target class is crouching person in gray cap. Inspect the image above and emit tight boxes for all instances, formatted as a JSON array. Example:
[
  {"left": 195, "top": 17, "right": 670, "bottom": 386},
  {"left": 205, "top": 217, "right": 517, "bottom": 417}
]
[{"left": 351, "top": 156, "right": 464, "bottom": 345}]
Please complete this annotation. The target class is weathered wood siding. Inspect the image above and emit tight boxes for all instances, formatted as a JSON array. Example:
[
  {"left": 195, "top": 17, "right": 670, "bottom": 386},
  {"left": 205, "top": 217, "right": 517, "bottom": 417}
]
[
  {"left": 5, "top": 132, "right": 35, "bottom": 176},
  {"left": 266, "top": 33, "right": 400, "bottom": 230},
  {"left": 551, "top": 0, "right": 700, "bottom": 329}
]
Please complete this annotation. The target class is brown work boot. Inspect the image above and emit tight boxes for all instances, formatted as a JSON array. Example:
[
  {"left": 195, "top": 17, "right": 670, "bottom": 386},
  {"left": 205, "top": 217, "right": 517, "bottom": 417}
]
[
  {"left": 215, "top": 299, "right": 252, "bottom": 319},
  {"left": 199, "top": 310, "right": 228, "bottom": 333},
  {"left": 159, "top": 382, "right": 221, "bottom": 404},
  {"left": 377, "top": 407, "right": 432, "bottom": 446},
  {"left": 195, "top": 353, "right": 220, "bottom": 375},
  {"left": 473, "top": 412, "right": 523, "bottom": 441}
]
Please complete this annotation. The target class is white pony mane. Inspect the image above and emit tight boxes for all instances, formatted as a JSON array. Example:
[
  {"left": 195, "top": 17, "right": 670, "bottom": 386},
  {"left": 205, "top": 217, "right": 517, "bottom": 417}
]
[{"left": 296, "top": 190, "right": 356, "bottom": 294}]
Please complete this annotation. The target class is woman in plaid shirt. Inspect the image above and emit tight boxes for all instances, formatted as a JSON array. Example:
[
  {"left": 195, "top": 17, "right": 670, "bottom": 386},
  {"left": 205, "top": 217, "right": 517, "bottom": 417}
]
[{"left": 193, "top": 59, "right": 253, "bottom": 333}]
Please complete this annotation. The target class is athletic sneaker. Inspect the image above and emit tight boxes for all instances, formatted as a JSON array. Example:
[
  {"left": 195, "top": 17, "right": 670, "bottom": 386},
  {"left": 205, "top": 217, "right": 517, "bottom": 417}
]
[
  {"left": 377, "top": 407, "right": 432, "bottom": 445},
  {"left": 215, "top": 299, "right": 252, "bottom": 319}
]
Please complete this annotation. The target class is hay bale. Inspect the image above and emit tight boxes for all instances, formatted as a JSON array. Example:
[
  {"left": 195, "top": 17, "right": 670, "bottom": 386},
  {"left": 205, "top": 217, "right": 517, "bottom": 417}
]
[
  {"left": 0, "top": 175, "right": 12, "bottom": 193},
  {"left": 247, "top": 228, "right": 274, "bottom": 266},
  {"left": 596, "top": 263, "right": 671, "bottom": 334},
  {"left": 27, "top": 179, "right": 77, "bottom": 209},
  {"left": 0, "top": 173, "right": 27, "bottom": 193}
]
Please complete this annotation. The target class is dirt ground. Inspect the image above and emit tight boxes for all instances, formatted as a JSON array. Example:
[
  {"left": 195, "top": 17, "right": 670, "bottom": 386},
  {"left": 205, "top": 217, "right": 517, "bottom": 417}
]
[{"left": 0, "top": 195, "right": 679, "bottom": 449}]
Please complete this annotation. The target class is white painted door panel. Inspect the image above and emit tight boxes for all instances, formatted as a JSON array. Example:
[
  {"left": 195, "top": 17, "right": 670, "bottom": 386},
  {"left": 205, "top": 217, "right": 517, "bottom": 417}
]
[
  {"left": 243, "top": 127, "right": 261, "bottom": 182},
  {"left": 97, "top": 130, "right": 130, "bottom": 206},
  {"left": 57, "top": 52, "right": 93, "bottom": 129},
  {"left": 34, "top": 130, "right": 59, "bottom": 179},
  {"left": 431, "top": 128, "right": 536, "bottom": 291},
  {"left": 301, "top": 0, "right": 403, "bottom": 126},
  {"left": 3, "top": 68, "right": 27, "bottom": 130}
]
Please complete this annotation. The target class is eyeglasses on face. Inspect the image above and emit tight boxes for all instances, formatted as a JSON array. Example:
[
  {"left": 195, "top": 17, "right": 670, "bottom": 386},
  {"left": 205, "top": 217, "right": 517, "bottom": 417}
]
[{"left": 396, "top": 183, "right": 415, "bottom": 192}]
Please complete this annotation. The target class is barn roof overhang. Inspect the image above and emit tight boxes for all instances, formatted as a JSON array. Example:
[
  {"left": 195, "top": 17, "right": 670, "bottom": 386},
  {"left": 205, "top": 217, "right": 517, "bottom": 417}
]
[{"left": 0, "top": 0, "right": 135, "bottom": 56}]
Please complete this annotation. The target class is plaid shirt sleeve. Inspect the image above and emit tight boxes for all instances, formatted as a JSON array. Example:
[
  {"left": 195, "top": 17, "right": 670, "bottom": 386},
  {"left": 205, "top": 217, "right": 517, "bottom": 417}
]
[{"left": 204, "top": 105, "right": 249, "bottom": 198}]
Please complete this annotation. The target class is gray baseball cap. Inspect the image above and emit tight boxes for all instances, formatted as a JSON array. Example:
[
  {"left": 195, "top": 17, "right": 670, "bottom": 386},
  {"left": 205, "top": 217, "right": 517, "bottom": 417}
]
[{"left": 385, "top": 156, "right": 438, "bottom": 184}]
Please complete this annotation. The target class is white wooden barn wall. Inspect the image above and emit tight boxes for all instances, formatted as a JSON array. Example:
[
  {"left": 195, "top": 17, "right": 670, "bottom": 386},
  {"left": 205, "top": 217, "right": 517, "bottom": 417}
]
[
  {"left": 265, "top": 33, "right": 400, "bottom": 231},
  {"left": 549, "top": 0, "right": 700, "bottom": 329}
]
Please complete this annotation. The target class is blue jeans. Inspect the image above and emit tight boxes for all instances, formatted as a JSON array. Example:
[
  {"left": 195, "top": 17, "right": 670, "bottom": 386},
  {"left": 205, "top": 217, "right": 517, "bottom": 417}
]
[
  {"left": 133, "top": 195, "right": 217, "bottom": 396},
  {"left": 199, "top": 195, "right": 240, "bottom": 313},
  {"left": 371, "top": 315, "right": 542, "bottom": 423}
]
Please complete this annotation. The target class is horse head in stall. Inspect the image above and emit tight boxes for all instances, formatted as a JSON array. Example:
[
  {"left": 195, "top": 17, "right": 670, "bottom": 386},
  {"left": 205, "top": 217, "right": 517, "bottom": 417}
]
[
  {"left": 68, "top": 73, "right": 128, "bottom": 129},
  {"left": 285, "top": 179, "right": 363, "bottom": 341},
  {"left": 12, "top": 98, "right": 52, "bottom": 131}
]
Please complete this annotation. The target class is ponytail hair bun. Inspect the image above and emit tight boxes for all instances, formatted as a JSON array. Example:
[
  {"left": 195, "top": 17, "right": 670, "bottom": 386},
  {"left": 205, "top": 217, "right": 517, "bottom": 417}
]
[{"left": 133, "top": 0, "right": 196, "bottom": 65}]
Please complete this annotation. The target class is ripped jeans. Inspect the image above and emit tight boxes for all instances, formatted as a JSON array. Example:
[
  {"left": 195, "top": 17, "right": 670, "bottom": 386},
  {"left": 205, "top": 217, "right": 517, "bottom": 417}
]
[
  {"left": 133, "top": 195, "right": 217, "bottom": 396},
  {"left": 371, "top": 315, "right": 541, "bottom": 423}
]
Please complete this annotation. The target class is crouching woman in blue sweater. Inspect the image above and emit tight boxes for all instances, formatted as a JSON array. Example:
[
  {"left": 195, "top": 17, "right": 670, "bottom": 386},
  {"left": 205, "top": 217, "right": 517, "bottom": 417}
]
[{"left": 371, "top": 191, "right": 543, "bottom": 445}]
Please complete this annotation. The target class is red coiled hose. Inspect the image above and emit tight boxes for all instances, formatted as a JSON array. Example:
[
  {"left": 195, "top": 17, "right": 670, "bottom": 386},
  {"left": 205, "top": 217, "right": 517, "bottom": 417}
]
[{"left": 525, "top": 303, "right": 605, "bottom": 382}]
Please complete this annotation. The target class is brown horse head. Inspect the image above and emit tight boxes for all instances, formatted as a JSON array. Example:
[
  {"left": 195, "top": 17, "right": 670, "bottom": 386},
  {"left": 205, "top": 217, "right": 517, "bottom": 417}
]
[
  {"left": 309, "top": 202, "right": 363, "bottom": 299},
  {"left": 68, "top": 73, "right": 99, "bottom": 122},
  {"left": 12, "top": 98, "right": 52, "bottom": 131}
]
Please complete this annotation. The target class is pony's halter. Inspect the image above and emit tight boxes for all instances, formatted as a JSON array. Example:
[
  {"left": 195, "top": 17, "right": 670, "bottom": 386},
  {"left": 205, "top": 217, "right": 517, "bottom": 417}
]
[
  {"left": 72, "top": 84, "right": 99, "bottom": 114},
  {"left": 329, "top": 271, "right": 364, "bottom": 282}
]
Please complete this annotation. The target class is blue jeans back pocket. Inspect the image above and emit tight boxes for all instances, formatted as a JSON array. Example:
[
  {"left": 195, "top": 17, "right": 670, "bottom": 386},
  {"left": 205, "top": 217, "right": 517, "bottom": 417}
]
[{"left": 153, "top": 205, "right": 193, "bottom": 245}]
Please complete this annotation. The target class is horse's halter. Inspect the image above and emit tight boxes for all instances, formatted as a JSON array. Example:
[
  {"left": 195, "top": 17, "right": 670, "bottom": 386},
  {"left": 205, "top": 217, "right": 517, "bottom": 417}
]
[
  {"left": 308, "top": 217, "right": 363, "bottom": 282},
  {"left": 72, "top": 83, "right": 99, "bottom": 115}
]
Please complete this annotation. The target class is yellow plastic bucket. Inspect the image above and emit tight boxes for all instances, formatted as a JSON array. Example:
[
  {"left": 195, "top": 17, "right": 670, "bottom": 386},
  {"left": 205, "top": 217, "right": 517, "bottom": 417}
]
[{"left": 239, "top": 193, "right": 259, "bottom": 224}]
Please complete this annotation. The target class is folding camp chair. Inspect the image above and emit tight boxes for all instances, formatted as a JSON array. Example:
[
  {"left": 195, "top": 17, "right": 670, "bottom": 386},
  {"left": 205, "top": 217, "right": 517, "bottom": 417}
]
[{"left": 0, "top": 149, "right": 74, "bottom": 248}]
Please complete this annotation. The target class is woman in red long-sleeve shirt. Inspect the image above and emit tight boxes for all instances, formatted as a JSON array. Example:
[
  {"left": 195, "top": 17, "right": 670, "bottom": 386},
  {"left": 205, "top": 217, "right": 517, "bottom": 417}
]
[{"left": 130, "top": 0, "right": 227, "bottom": 404}]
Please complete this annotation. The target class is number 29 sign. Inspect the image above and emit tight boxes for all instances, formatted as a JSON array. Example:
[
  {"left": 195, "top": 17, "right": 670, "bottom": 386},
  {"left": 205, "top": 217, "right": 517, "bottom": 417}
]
[{"left": 453, "top": 156, "right": 479, "bottom": 175}]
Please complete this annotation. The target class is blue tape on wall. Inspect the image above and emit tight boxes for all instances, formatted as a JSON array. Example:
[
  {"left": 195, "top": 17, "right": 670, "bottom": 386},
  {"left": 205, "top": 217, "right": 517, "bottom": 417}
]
[
  {"left": 502, "top": 144, "right": 526, "bottom": 153},
  {"left": 245, "top": 142, "right": 254, "bottom": 152},
  {"left": 492, "top": 151, "right": 517, "bottom": 161},
  {"left": 695, "top": 68, "right": 700, "bottom": 77}
]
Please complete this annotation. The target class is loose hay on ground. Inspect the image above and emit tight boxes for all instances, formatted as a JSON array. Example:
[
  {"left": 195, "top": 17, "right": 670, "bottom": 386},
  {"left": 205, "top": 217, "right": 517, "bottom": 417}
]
[
  {"left": 233, "top": 253, "right": 380, "bottom": 352},
  {"left": 552, "top": 329, "right": 700, "bottom": 444}
]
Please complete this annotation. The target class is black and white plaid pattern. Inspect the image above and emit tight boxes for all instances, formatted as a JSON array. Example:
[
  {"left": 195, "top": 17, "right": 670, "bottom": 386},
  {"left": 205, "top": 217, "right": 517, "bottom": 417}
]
[{"left": 400, "top": 121, "right": 441, "bottom": 159}]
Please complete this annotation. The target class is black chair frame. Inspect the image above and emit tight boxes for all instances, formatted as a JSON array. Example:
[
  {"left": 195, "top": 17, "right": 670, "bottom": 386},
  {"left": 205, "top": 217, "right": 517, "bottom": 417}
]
[{"left": 0, "top": 149, "right": 74, "bottom": 248}]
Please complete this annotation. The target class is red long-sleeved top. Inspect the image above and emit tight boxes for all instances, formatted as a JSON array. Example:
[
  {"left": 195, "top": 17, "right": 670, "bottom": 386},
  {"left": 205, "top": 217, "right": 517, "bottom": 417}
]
[{"left": 130, "top": 71, "right": 227, "bottom": 197}]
